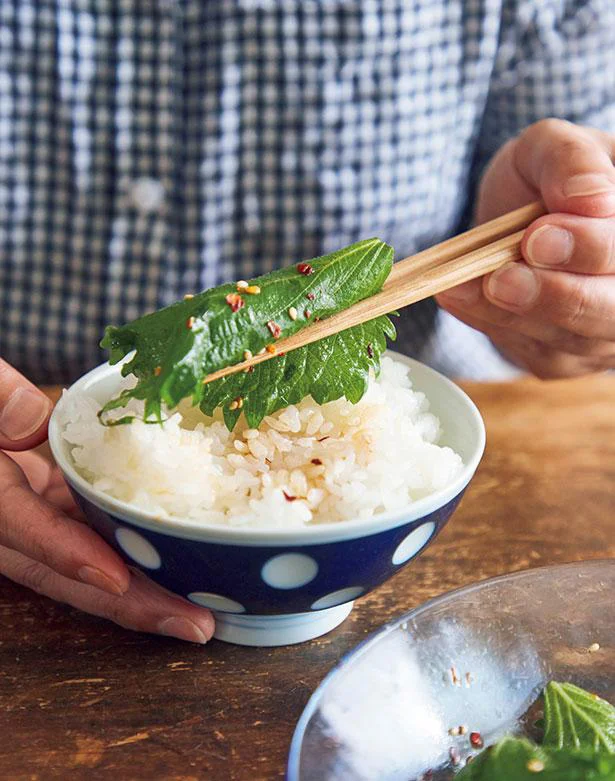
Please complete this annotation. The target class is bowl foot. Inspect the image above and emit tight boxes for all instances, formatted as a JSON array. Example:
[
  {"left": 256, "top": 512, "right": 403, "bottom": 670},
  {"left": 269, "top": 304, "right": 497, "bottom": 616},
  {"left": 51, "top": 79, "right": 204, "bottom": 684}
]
[{"left": 212, "top": 602, "right": 354, "bottom": 647}]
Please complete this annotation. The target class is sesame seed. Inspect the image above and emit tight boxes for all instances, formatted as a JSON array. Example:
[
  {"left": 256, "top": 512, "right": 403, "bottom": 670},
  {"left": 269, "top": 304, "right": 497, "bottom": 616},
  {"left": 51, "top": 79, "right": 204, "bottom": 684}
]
[
  {"left": 243, "top": 350, "right": 253, "bottom": 361},
  {"left": 267, "top": 320, "right": 281, "bottom": 338},
  {"left": 527, "top": 759, "right": 545, "bottom": 773},
  {"left": 183, "top": 293, "right": 194, "bottom": 300},
  {"left": 459, "top": 725, "right": 468, "bottom": 736},
  {"left": 288, "top": 306, "right": 298, "bottom": 321},
  {"left": 229, "top": 400, "right": 239, "bottom": 411},
  {"left": 258, "top": 347, "right": 267, "bottom": 355},
  {"left": 246, "top": 285, "right": 261, "bottom": 295},
  {"left": 588, "top": 642, "right": 600, "bottom": 653},
  {"left": 236, "top": 280, "right": 249, "bottom": 290}
]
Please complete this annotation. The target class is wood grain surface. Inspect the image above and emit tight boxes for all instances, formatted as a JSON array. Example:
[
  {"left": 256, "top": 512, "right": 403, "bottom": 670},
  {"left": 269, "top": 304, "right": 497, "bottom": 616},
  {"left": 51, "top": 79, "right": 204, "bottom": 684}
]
[{"left": 1, "top": 375, "right": 614, "bottom": 781}]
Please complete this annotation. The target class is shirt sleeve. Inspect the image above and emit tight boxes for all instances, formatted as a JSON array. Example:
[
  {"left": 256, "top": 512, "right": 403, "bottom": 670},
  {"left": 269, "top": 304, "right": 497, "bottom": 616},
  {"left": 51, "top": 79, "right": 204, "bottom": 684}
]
[{"left": 423, "top": 0, "right": 615, "bottom": 380}]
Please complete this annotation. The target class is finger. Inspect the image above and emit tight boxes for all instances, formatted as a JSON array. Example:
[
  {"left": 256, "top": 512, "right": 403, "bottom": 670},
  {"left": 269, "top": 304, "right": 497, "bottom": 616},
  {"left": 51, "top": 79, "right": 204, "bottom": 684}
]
[
  {"left": 1, "top": 545, "right": 214, "bottom": 644},
  {"left": 514, "top": 119, "right": 615, "bottom": 217},
  {"left": 476, "top": 138, "right": 542, "bottom": 224},
  {"left": 437, "top": 290, "right": 615, "bottom": 362},
  {"left": 483, "top": 262, "right": 615, "bottom": 341},
  {"left": 0, "top": 359, "right": 53, "bottom": 451},
  {"left": 5, "top": 449, "right": 55, "bottom": 494},
  {"left": 4, "top": 450, "right": 79, "bottom": 513},
  {"left": 0, "top": 452, "right": 130, "bottom": 595},
  {"left": 523, "top": 214, "right": 615, "bottom": 275}
]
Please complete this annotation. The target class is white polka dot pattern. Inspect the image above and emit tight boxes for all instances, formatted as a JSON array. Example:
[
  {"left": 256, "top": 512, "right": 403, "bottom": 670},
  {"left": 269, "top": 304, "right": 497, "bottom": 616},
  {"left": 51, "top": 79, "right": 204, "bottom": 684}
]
[
  {"left": 392, "top": 522, "right": 436, "bottom": 566},
  {"left": 115, "top": 527, "right": 161, "bottom": 569},
  {"left": 188, "top": 592, "right": 245, "bottom": 614},
  {"left": 311, "top": 586, "right": 364, "bottom": 611},
  {"left": 261, "top": 553, "right": 318, "bottom": 590}
]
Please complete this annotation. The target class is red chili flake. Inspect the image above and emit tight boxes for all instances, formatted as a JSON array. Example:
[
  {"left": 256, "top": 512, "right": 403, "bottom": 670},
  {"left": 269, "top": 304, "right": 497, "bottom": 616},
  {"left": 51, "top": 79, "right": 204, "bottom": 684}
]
[
  {"left": 317, "top": 436, "right": 330, "bottom": 442},
  {"left": 278, "top": 351, "right": 286, "bottom": 357},
  {"left": 296, "top": 262, "right": 313, "bottom": 275},
  {"left": 366, "top": 343, "right": 374, "bottom": 359},
  {"left": 449, "top": 747, "right": 461, "bottom": 766},
  {"left": 470, "top": 732, "right": 483, "bottom": 749},
  {"left": 306, "top": 292, "right": 315, "bottom": 301},
  {"left": 304, "top": 309, "right": 312, "bottom": 319},
  {"left": 186, "top": 316, "right": 195, "bottom": 329},
  {"left": 153, "top": 366, "right": 162, "bottom": 377},
  {"left": 225, "top": 293, "right": 245, "bottom": 313},
  {"left": 311, "top": 458, "right": 323, "bottom": 465},
  {"left": 314, "top": 316, "right": 321, "bottom": 322},
  {"left": 266, "top": 344, "right": 277, "bottom": 354},
  {"left": 267, "top": 320, "right": 282, "bottom": 338},
  {"left": 283, "top": 490, "right": 297, "bottom": 502}
]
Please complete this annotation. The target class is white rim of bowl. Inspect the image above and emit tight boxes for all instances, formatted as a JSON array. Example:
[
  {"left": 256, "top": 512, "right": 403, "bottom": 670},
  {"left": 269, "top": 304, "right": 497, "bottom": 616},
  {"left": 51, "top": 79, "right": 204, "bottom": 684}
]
[{"left": 48, "top": 352, "right": 486, "bottom": 546}]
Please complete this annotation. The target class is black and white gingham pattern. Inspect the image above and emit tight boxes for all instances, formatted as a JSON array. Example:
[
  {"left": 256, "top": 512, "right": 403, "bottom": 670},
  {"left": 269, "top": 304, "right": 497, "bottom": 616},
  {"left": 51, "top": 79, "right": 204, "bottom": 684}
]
[{"left": 1, "top": 1, "right": 614, "bottom": 385}]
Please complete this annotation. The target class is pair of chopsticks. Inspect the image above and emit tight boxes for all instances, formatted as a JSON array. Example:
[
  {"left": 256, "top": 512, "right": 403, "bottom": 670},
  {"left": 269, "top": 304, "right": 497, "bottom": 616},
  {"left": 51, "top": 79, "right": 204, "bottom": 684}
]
[{"left": 205, "top": 201, "right": 546, "bottom": 384}]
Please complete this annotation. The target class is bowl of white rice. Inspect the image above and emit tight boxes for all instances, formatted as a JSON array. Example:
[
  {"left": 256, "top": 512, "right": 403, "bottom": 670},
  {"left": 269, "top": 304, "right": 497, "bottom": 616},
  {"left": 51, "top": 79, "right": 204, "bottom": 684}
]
[{"left": 49, "top": 351, "right": 485, "bottom": 647}]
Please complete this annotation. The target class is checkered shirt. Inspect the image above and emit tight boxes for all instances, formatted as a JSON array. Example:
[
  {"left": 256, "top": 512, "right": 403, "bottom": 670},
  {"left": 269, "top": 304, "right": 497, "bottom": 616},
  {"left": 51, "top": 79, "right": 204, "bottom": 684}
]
[{"left": 1, "top": 1, "right": 614, "bottom": 385}]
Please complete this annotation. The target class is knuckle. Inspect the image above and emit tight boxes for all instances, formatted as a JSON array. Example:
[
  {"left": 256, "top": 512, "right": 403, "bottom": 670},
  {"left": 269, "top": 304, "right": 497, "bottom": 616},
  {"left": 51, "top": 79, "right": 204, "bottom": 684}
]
[
  {"left": 559, "top": 278, "right": 589, "bottom": 331},
  {"left": 605, "top": 228, "right": 615, "bottom": 273},
  {"left": 102, "top": 601, "right": 140, "bottom": 632},
  {"left": 522, "top": 118, "right": 571, "bottom": 144},
  {"left": 18, "top": 560, "right": 53, "bottom": 595}
]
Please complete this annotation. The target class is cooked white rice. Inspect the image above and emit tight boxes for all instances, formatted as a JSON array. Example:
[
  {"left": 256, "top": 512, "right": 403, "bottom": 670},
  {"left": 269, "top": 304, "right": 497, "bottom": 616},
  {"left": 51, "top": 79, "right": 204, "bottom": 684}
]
[{"left": 60, "top": 357, "right": 463, "bottom": 528}]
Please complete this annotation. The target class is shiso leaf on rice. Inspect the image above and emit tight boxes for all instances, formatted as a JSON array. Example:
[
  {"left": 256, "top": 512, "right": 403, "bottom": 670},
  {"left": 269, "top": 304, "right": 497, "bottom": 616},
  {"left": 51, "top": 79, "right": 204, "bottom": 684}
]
[
  {"left": 61, "top": 357, "right": 464, "bottom": 527},
  {"left": 98, "top": 238, "right": 395, "bottom": 430}
]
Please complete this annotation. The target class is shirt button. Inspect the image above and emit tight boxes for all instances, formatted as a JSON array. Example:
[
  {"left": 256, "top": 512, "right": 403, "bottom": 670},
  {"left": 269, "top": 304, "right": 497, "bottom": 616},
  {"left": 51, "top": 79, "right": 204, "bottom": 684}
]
[{"left": 129, "top": 177, "right": 165, "bottom": 213}]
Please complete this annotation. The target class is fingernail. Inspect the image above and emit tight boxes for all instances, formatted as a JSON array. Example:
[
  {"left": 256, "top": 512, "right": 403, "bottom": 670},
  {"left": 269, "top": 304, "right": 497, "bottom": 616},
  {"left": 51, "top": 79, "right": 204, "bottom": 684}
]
[
  {"left": 488, "top": 263, "right": 540, "bottom": 309},
  {"left": 564, "top": 173, "right": 615, "bottom": 198},
  {"left": 438, "top": 279, "right": 481, "bottom": 305},
  {"left": 78, "top": 565, "right": 126, "bottom": 596},
  {"left": 526, "top": 225, "right": 574, "bottom": 267},
  {"left": 157, "top": 616, "right": 209, "bottom": 644},
  {"left": 0, "top": 388, "right": 51, "bottom": 441}
]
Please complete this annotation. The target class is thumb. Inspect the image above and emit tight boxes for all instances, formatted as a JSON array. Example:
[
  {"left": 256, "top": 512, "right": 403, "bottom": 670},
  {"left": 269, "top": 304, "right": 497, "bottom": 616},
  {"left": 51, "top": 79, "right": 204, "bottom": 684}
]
[{"left": 0, "top": 359, "right": 52, "bottom": 451}]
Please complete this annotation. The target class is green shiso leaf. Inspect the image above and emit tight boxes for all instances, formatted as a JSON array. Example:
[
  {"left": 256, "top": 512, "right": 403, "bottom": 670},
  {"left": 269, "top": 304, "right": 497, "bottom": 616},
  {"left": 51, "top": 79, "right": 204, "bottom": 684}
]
[
  {"left": 99, "top": 238, "right": 395, "bottom": 430},
  {"left": 455, "top": 737, "right": 615, "bottom": 780},
  {"left": 543, "top": 682, "right": 615, "bottom": 755}
]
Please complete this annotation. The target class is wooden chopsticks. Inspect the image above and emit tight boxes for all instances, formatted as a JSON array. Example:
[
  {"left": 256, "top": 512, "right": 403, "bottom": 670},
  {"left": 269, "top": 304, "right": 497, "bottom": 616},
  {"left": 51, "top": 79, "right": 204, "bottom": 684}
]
[{"left": 203, "top": 201, "right": 546, "bottom": 384}]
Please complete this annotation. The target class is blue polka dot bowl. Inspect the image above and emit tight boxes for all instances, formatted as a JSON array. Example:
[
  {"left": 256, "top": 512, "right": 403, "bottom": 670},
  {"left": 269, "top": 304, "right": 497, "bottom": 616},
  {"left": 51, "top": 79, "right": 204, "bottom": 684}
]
[{"left": 48, "top": 352, "right": 485, "bottom": 647}]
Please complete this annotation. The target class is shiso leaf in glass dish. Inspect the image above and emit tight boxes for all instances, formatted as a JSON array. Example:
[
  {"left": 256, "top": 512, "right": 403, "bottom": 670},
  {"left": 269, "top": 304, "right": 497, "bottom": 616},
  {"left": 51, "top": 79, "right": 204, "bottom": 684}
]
[
  {"left": 456, "top": 681, "right": 615, "bottom": 780},
  {"left": 99, "top": 238, "right": 396, "bottom": 430},
  {"left": 455, "top": 736, "right": 615, "bottom": 780},
  {"left": 543, "top": 681, "right": 615, "bottom": 755}
]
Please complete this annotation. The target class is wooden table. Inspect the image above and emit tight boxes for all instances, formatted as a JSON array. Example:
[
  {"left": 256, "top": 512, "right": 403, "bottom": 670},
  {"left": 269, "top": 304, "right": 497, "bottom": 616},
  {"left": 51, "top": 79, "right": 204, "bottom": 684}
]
[{"left": 1, "top": 376, "right": 614, "bottom": 780}]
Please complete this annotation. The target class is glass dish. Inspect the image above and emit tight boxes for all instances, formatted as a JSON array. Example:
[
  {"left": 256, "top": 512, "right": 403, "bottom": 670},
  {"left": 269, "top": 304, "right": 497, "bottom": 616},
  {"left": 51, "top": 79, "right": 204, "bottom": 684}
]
[{"left": 288, "top": 560, "right": 615, "bottom": 780}]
